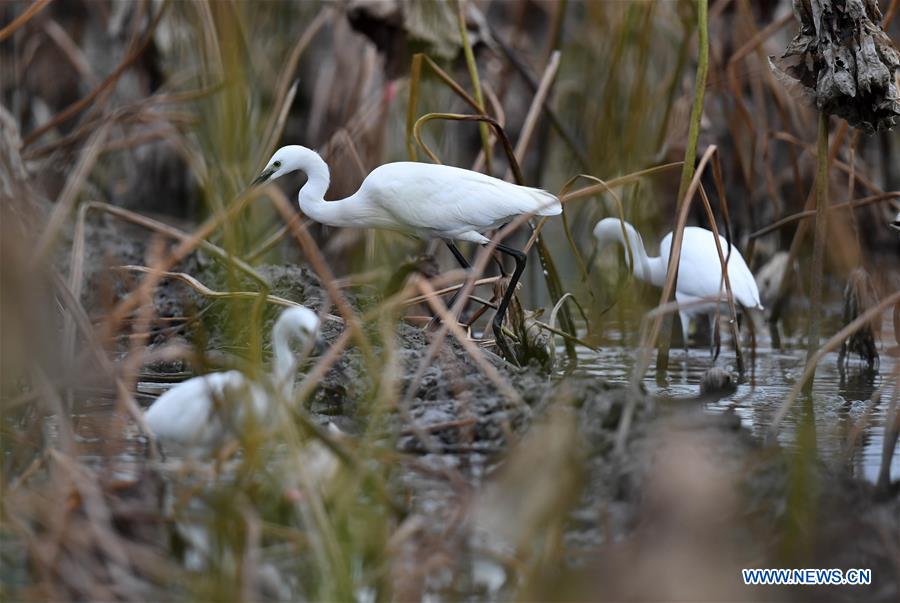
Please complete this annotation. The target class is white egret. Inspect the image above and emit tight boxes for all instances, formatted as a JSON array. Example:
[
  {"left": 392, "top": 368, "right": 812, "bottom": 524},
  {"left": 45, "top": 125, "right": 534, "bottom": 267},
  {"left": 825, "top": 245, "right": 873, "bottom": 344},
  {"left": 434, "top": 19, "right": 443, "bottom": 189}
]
[
  {"left": 592, "top": 218, "right": 763, "bottom": 350},
  {"left": 251, "top": 145, "right": 561, "bottom": 341},
  {"left": 144, "top": 306, "right": 321, "bottom": 454}
]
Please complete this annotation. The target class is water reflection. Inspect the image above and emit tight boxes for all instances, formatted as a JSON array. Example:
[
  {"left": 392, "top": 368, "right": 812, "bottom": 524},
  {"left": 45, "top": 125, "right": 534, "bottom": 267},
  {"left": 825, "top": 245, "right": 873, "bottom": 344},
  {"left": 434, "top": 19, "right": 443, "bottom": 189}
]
[{"left": 572, "top": 327, "right": 899, "bottom": 484}]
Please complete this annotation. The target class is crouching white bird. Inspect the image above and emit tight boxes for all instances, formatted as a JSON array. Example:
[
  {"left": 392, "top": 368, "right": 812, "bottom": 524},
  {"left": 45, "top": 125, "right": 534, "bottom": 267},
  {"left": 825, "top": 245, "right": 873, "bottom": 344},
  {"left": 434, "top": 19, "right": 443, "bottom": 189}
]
[
  {"left": 251, "top": 145, "right": 561, "bottom": 342},
  {"left": 144, "top": 306, "right": 321, "bottom": 454},
  {"left": 592, "top": 218, "right": 762, "bottom": 351}
]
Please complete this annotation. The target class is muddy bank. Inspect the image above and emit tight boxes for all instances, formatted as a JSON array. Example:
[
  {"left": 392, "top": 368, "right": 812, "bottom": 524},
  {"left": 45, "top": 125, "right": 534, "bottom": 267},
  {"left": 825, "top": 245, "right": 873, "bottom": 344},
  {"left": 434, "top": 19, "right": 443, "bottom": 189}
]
[{"left": 36, "top": 218, "right": 900, "bottom": 602}]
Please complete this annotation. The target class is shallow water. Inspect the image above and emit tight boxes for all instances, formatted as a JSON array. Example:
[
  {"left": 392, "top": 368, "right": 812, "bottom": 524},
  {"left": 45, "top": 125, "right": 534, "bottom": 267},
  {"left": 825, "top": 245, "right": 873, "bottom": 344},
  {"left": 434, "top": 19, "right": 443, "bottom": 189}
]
[
  {"left": 43, "top": 313, "right": 898, "bottom": 602},
  {"left": 572, "top": 318, "right": 900, "bottom": 484}
]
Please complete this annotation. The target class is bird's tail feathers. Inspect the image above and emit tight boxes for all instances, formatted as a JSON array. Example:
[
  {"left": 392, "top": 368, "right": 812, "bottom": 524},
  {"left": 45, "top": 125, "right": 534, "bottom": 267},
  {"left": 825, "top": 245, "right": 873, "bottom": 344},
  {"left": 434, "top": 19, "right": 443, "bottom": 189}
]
[{"left": 530, "top": 188, "right": 562, "bottom": 216}]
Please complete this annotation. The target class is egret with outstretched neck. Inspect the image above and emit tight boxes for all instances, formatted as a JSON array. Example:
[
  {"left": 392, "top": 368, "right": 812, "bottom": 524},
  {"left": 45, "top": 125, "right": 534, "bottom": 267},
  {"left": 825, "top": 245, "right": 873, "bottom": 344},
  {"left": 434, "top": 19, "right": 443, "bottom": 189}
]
[
  {"left": 144, "top": 306, "right": 320, "bottom": 454},
  {"left": 252, "top": 145, "right": 561, "bottom": 342},
  {"left": 592, "top": 218, "right": 762, "bottom": 351}
]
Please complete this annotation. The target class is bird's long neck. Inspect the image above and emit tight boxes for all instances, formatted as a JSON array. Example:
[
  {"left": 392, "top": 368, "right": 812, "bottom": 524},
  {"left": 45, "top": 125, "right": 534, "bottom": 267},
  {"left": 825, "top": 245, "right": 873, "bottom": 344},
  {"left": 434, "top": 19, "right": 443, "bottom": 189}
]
[
  {"left": 271, "top": 327, "right": 296, "bottom": 401},
  {"left": 294, "top": 149, "right": 363, "bottom": 227},
  {"left": 595, "top": 219, "right": 666, "bottom": 287}
]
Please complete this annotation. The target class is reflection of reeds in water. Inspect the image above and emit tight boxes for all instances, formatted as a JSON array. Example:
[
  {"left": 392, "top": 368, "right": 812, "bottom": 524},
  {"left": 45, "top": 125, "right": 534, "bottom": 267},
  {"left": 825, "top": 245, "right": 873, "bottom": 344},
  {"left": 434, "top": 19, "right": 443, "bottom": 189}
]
[{"left": 2, "top": 0, "right": 900, "bottom": 600}]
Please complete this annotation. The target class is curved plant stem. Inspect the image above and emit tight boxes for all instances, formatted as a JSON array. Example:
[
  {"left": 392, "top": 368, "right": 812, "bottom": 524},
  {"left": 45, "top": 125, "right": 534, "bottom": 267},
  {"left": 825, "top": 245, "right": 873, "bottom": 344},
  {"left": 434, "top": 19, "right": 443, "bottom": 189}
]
[
  {"left": 455, "top": 0, "right": 492, "bottom": 174},
  {"left": 656, "top": 0, "right": 709, "bottom": 379},
  {"left": 804, "top": 111, "right": 829, "bottom": 393}
]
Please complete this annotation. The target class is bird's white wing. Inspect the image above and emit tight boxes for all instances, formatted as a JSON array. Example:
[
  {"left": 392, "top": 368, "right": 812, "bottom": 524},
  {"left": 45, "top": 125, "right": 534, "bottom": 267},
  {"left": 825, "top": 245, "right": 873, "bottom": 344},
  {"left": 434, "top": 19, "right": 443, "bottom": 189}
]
[
  {"left": 362, "top": 163, "right": 560, "bottom": 238},
  {"left": 144, "top": 371, "right": 245, "bottom": 445},
  {"left": 659, "top": 228, "right": 761, "bottom": 309}
]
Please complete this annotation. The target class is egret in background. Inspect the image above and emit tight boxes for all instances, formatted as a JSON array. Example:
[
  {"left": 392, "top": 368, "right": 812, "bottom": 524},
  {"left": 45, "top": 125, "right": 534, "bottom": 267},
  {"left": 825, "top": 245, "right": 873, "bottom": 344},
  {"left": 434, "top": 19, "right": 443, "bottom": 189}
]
[
  {"left": 592, "top": 218, "right": 762, "bottom": 352},
  {"left": 144, "top": 306, "right": 321, "bottom": 455},
  {"left": 251, "top": 145, "right": 561, "bottom": 342}
]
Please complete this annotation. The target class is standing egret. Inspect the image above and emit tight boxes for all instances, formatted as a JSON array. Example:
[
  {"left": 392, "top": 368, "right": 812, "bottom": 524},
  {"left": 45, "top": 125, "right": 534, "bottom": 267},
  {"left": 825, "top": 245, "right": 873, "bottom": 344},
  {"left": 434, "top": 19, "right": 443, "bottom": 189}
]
[
  {"left": 592, "top": 218, "right": 762, "bottom": 350},
  {"left": 144, "top": 306, "right": 321, "bottom": 454},
  {"left": 251, "top": 145, "right": 561, "bottom": 341}
]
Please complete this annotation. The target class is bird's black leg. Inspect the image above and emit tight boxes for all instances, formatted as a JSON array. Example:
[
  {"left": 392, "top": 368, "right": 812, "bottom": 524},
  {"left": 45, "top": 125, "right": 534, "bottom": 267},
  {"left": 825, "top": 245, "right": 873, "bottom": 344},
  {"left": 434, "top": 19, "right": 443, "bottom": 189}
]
[
  {"left": 442, "top": 241, "right": 471, "bottom": 317},
  {"left": 490, "top": 242, "right": 527, "bottom": 350},
  {"left": 446, "top": 241, "right": 471, "bottom": 270},
  {"left": 427, "top": 241, "right": 475, "bottom": 330}
]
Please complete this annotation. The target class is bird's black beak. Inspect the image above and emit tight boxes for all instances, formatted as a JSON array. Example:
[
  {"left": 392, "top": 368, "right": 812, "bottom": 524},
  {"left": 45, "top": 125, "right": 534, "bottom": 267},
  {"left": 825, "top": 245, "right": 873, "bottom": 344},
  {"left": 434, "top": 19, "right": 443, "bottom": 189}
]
[{"left": 252, "top": 166, "right": 275, "bottom": 186}]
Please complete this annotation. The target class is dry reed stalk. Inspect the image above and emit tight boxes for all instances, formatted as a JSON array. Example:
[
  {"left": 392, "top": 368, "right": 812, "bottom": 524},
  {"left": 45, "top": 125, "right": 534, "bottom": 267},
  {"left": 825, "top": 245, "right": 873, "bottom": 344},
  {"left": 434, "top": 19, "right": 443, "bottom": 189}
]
[
  {"left": 559, "top": 162, "right": 683, "bottom": 204},
  {"left": 531, "top": 316, "right": 595, "bottom": 350},
  {"left": 97, "top": 189, "right": 268, "bottom": 344},
  {"left": 413, "top": 112, "right": 521, "bottom": 181},
  {"left": 116, "top": 265, "right": 343, "bottom": 324},
  {"left": 0, "top": 0, "right": 52, "bottom": 41},
  {"left": 240, "top": 504, "right": 262, "bottom": 603},
  {"left": 728, "top": 12, "right": 793, "bottom": 66},
  {"left": 257, "top": 7, "right": 331, "bottom": 163},
  {"left": 408, "top": 60, "right": 577, "bottom": 359},
  {"left": 250, "top": 129, "right": 372, "bottom": 262},
  {"left": 656, "top": 0, "right": 709, "bottom": 376},
  {"left": 772, "top": 130, "right": 882, "bottom": 193},
  {"left": 267, "top": 186, "right": 372, "bottom": 357},
  {"left": 50, "top": 271, "right": 115, "bottom": 376},
  {"left": 885, "top": 0, "right": 899, "bottom": 26},
  {"left": 470, "top": 83, "right": 507, "bottom": 173},
  {"left": 405, "top": 52, "right": 494, "bottom": 160},
  {"left": 64, "top": 202, "right": 91, "bottom": 361},
  {"left": 401, "top": 276, "right": 499, "bottom": 306},
  {"left": 748, "top": 191, "right": 900, "bottom": 239},
  {"left": 554, "top": 173, "right": 632, "bottom": 288},
  {"left": 113, "top": 239, "right": 167, "bottom": 466},
  {"left": 616, "top": 145, "right": 719, "bottom": 454},
  {"left": 413, "top": 275, "right": 524, "bottom": 409},
  {"left": 41, "top": 18, "right": 99, "bottom": 85},
  {"left": 32, "top": 125, "right": 110, "bottom": 265},
  {"left": 401, "top": 193, "right": 563, "bottom": 399},
  {"left": 21, "top": 1, "right": 167, "bottom": 147},
  {"left": 49, "top": 450, "right": 133, "bottom": 565},
  {"left": 405, "top": 53, "right": 423, "bottom": 160},
  {"left": 486, "top": 21, "right": 589, "bottom": 169},
  {"left": 51, "top": 267, "right": 158, "bottom": 450},
  {"left": 768, "top": 122, "right": 848, "bottom": 329},
  {"left": 25, "top": 87, "right": 214, "bottom": 160},
  {"left": 78, "top": 201, "right": 266, "bottom": 284},
  {"left": 504, "top": 51, "right": 560, "bottom": 181},
  {"left": 455, "top": 0, "right": 492, "bottom": 175},
  {"left": 411, "top": 110, "right": 555, "bottom": 356},
  {"left": 246, "top": 220, "right": 295, "bottom": 262},
  {"left": 696, "top": 183, "right": 744, "bottom": 372}
]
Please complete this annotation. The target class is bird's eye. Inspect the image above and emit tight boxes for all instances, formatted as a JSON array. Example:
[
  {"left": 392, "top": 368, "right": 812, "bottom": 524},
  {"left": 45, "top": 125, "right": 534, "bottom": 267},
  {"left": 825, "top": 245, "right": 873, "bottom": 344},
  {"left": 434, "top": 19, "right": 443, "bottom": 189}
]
[{"left": 273, "top": 161, "right": 281, "bottom": 168}]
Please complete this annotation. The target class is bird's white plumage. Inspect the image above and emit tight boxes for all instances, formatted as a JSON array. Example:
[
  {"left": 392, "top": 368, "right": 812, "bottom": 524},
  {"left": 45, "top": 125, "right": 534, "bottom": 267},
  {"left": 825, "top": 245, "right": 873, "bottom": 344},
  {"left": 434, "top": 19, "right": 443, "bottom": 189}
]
[
  {"left": 143, "top": 306, "right": 320, "bottom": 455},
  {"left": 656, "top": 228, "right": 762, "bottom": 311},
  {"left": 144, "top": 370, "right": 265, "bottom": 453},
  {"left": 358, "top": 162, "right": 561, "bottom": 242},
  {"left": 593, "top": 218, "right": 762, "bottom": 348},
  {"left": 255, "top": 145, "right": 560, "bottom": 244}
]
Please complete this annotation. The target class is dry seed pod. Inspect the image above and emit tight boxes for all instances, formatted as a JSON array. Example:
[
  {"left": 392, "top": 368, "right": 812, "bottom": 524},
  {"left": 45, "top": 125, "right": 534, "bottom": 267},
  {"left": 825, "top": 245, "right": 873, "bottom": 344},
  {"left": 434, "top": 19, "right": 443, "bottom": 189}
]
[{"left": 769, "top": 0, "right": 900, "bottom": 133}]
